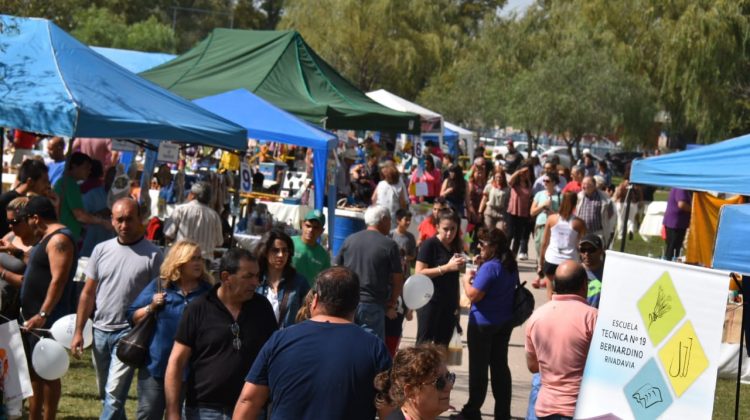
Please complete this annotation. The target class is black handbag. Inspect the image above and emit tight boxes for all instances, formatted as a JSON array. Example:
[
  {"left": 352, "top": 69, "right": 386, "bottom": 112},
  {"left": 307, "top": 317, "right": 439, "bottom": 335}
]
[
  {"left": 116, "top": 280, "right": 162, "bottom": 367},
  {"left": 509, "top": 278, "right": 535, "bottom": 328}
]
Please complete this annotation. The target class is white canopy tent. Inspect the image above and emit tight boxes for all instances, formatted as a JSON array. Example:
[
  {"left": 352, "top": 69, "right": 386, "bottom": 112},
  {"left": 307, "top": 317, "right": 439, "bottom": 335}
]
[
  {"left": 366, "top": 89, "right": 444, "bottom": 148},
  {"left": 444, "top": 121, "right": 476, "bottom": 160}
]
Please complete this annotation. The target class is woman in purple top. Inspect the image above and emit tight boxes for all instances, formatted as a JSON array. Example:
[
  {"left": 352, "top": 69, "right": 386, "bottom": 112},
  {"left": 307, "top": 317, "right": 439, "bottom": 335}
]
[
  {"left": 459, "top": 228, "right": 518, "bottom": 420},
  {"left": 663, "top": 188, "right": 692, "bottom": 260}
]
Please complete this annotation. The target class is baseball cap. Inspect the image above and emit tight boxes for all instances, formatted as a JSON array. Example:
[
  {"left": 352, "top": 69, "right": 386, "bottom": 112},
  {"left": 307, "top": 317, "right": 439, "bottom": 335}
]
[
  {"left": 304, "top": 209, "right": 326, "bottom": 227},
  {"left": 579, "top": 233, "right": 603, "bottom": 250}
]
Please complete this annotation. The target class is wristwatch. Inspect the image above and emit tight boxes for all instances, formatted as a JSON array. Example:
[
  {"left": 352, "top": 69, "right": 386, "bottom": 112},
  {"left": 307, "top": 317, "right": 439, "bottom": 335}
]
[{"left": 39, "top": 310, "right": 48, "bottom": 319}]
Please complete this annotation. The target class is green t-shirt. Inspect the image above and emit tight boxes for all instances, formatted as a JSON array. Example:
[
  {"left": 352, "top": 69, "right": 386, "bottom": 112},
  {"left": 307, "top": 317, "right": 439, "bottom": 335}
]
[
  {"left": 54, "top": 175, "right": 84, "bottom": 241},
  {"left": 292, "top": 235, "right": 331, "bottom": 287}
]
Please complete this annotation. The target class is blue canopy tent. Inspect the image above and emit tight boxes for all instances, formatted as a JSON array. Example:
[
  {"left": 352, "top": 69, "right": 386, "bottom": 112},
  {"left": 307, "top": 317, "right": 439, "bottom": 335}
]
[
  {"left": 0, "top": 15, "right": 246, "bottom": 148},
  {"left": 631, "top": 133, "right": 750, "bottom": 196},
  {"left": 193, "top": 89, "right": 338, "bottom": 245},
  {"left": 714, "top": 204, "right": 750, "bottom": 274},
  {"left": 90, "top": 46, "right": 176, "bottom": 73},
  {"left": 424, "top": 126, "right": 459, "bottom": 156}
]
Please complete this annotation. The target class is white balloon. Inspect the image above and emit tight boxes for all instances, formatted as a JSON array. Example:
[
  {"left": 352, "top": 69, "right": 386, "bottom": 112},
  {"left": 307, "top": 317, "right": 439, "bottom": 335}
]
[
  {"left": 49, "top": 314, "right": 93, "bottom": 349},
  {"left": 402, "top": 274, "right": 434, "bottom": 310},
  {"left": 32, "top": 338, "right": 70, "bottom": 380}
]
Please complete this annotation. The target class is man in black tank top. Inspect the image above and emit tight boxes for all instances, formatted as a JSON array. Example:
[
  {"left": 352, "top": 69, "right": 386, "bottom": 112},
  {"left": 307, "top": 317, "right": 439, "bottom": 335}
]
[{"left": 19, "top": 196, "right": 77, "bottom": 420}]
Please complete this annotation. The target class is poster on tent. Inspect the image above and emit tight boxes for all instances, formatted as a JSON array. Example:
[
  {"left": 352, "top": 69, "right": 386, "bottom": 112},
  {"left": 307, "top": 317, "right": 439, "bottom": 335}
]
[{"left": 575, "top": 252, "right": 728, "bottom": 420}]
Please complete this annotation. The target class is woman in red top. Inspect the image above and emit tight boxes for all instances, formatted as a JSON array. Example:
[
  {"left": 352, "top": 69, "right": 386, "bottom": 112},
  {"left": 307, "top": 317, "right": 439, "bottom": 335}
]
[
  {"left": 507, "top": 162, "right": 534, "bottom": 260},
  {"left": 408, "top": 158, "right": 442, "bottom": 204}
]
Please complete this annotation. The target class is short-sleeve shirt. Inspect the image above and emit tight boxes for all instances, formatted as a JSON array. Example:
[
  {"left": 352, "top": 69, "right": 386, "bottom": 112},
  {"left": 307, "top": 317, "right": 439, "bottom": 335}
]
[
  {"left": 417, "top": 236, "right": 460, "bottom": 306},
  {"left": 334, "top": 230, "right": 402, "bottom": 305},
  {"left": 245, "top": 320, "right": 392, "bottom": 419},
  {"left": 390, "top": 229, "right": 417, "bottom": 274},
  {"left": 469, "top": 259, "right": 516, "bottom": 326},
  {"left": 13, "top": 130, "right": 36, "bottom": 149},
  {"left": 291, "top": 235, "right": 331, "bottom": 287},
  {"left": 533, "top": 190, "right": 561, "bottom": 227},
  {"left": 54, "top": 175, "right": 85, "bottom": 241},
  {"left": 507, "top": 183, "right": 531, "bottom": 217},
  {"left": 525, "top": 295, "right": 598, "bottom": 417},
  {"left": 85, "top": 237, "right": 163, "bottom": 331},
  {"left": 586, "top": 266, "right": 604, "bottom": 309},
  {"left": 418, "top": 216, "right": 438, "bottom": 243},
  {"left": 174, "top": 286, "right": 277, "bottom": 409},
  {"left": 663, "top": 188, "right": 692, "bottom": 229}
]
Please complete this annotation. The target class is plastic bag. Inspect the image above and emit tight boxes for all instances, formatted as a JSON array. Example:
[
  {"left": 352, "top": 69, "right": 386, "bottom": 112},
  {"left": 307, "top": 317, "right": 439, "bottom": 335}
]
[{"left": 447, "top": 327, "right": 463, "bottom": 366}]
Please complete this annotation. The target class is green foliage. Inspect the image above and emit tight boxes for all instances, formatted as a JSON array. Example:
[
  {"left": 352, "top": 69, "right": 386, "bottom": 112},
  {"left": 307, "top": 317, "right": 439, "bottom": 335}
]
[{"left": 70, "top": 6, "right": 176, "bottom": 53}]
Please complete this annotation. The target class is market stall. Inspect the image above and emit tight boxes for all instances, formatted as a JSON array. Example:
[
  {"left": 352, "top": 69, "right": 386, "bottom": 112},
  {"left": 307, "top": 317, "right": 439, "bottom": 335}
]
[
  {"left": 366, "top": 89, "right": 444, "bottom": 149},
  {"left": 193, "top": 88, "right": 336, "bottom": 239}
]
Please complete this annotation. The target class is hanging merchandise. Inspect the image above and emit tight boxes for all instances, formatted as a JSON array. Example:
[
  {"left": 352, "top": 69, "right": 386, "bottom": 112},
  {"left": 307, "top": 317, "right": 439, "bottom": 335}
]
[
  {"left": 107, "top": 164, "right": 131, "bottom": 208},
  {"left": 220, "top": 151, "right": 241, "bottom": 171},
  {"left": 686, "top": 192, "right": 744, "bottom": 267}
]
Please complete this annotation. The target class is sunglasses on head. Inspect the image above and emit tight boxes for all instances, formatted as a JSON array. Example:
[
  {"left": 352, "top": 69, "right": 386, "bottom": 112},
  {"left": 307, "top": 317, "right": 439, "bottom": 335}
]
[
  {"left": 230, "top": 322, "right": 241, "bottom": 351},
  {"left": 428, "top": 372, "right": 456, "bottom": 391}
]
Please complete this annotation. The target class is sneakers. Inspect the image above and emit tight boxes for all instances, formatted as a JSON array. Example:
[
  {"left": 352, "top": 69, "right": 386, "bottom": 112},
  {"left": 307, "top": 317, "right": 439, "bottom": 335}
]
[{"left": 518, "top": 252, "right": 528, "bottom": 260}]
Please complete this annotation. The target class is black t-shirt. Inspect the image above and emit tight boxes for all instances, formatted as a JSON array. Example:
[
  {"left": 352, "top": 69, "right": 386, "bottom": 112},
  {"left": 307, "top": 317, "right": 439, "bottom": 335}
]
[
  {"left": 0, "top": 190, "right": 21, "bottom": 237},
  {"left": 417, "top": 236, "right": 460, "bottom": 307},
  {"left": 175, "top": 285, "right": 278, "bottom": 408},
  {"left": 334, "top": 230, "right": 402, "bottom": 305}
]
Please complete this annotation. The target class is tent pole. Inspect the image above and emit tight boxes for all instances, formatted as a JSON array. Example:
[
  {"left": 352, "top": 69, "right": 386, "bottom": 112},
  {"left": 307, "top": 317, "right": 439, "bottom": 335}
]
[
  {"left": 732, "top": 273, "right": 745, "bottom": 420},
  {"left": 619, "top": 184, "right": 633, "bottom": 252}
]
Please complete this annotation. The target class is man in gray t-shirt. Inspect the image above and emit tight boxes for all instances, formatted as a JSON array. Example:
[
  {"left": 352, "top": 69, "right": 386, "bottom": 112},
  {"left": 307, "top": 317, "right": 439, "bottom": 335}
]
[
  {"left": 334, "top": 205, "right": 402, "bottom": 340},
  {"left": 71, "top": 198, "right": 163, "bottom": 419}
]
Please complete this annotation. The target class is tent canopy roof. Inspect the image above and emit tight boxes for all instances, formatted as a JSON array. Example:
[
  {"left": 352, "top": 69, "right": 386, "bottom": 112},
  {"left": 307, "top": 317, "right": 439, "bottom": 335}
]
[
  {"left": 90, "top": 46, "right": 176, "bottom": 73},
  {"left": 631, "top": 133, "right": 750, "bottom": 196},
  {"left": 193, "top": 89, "right": 335, "bottom": 151},
  {"left": 445, "top": 121, "right": 474, "bottom": 139},
  {"left": 0, "top": 15, "right": 246, "bottom": 149},
  {"left": 141, "top": 29, "right": 420, "bottom": 133},
  {"left": 366, "top": 89, "right": 442, "bottom": 121}
]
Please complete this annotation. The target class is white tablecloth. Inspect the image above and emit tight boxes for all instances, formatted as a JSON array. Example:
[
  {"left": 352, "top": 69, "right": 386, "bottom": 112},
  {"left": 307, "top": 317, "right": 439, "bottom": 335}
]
[{"left": 263, "top": 201, "right": 311, "bottom": 229}]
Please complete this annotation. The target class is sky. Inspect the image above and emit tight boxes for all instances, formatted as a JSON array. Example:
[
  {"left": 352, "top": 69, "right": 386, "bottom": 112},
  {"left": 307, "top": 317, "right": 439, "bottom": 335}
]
[{"left": 500, "top": 0, "right": 535, "bottom": 17}]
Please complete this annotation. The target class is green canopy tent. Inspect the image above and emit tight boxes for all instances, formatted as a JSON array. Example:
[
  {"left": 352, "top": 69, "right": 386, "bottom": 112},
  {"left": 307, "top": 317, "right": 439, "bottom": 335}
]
[{"left": 141, "top": 29, "right": 420, "bottom": 133}]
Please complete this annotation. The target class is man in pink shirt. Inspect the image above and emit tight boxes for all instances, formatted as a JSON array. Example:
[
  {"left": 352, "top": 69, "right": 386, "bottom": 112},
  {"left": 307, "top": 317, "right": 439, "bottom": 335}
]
[{"left": 525, "top": 260, "right": 598, "bottom": 419}]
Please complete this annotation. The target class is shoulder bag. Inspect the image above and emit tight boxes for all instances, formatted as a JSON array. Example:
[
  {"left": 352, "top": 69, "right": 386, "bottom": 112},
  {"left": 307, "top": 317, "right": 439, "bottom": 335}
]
[{"left": 116, "top": 280, "right": 162, "bottom": 367}]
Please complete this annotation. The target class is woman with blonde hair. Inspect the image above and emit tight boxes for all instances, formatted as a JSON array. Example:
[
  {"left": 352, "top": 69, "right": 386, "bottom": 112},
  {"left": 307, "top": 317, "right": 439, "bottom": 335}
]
[
  {"left": 374, "top": 344, "right": 455, "bottom": 419},
  {"left": 0, "top": 197, "right": 40, "bottom": 320},
  {"left": 127, "top": 240, "right": 213, "bottom": 420}
]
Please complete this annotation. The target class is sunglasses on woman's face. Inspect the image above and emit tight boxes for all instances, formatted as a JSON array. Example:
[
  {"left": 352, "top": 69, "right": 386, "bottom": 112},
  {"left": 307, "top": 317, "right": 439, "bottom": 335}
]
[{"left": 427, "top": 371, "right": 456, "bottom": 391}]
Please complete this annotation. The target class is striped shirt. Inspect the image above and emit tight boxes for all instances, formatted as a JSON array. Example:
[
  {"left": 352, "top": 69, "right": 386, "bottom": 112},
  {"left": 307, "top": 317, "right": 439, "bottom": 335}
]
[{"left": 164, "top": 200, "right": 223, "bottom": 259}]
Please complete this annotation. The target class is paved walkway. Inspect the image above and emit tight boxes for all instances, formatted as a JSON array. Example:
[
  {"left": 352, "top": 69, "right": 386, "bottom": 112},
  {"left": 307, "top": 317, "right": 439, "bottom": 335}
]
[{"left": 398, "top": 239, "right": 548, "bottom": 419}]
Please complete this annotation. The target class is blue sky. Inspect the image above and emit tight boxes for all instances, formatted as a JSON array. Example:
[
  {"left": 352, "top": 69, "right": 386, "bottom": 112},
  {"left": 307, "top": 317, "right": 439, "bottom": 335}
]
[{"left": 501, "top": 0, "right": 535, "bottom": 17}]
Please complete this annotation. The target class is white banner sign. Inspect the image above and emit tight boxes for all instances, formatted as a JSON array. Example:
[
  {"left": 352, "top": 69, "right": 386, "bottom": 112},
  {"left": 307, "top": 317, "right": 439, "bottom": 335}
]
[
  {"left": 0, "top": 321, "right": 33, "bottom": 407},
  {"left": 240, "top": 162, "right": 252, "bottom": 194},
  {"left": 111, "top": 139, "right": 138, "bottom": 152},
  {"left": 157, "top": 142, "right": 180, "bottom": 163},
  {"left": 576, "top": 252, "right": 728, "bottom": 420}
]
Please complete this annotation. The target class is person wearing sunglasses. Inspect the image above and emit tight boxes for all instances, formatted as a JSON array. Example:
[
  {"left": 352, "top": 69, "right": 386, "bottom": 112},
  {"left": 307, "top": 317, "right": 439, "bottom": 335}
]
[
  {"left": 530, "top": 173, "right": 561, "bottom": 288},
  {"left": 165, "top": 248, "right": 277, "bottom": 420},
  {"left": 458, "top": 228, "right": 518, "bottom": 420},
  {"left": 127, "top": 240, "right": 211, "bottom": 420},
  {"left": 374, "top": 344, "right": 455, "bottom": 420},
  {"left": 0, "top": 197, "right": 39, "bottom": 321},
  {"left": 578, "top": 234, "right": 605, "bottom": 309}
]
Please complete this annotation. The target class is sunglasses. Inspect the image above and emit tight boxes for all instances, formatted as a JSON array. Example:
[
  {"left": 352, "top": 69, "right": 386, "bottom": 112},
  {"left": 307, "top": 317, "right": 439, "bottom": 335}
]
[
  {"left": 427, "top": 372, "right": 456, "bottom": 391},
  {"left": 230, "top": 322, "right": 241, "bottom": 351},
  {"left": 579, "top": 247, "right": 599, "bottom": 254},
  {"left": 7, "top": 218, "right": 22, "bottom": 226},
  {"left": 542, "top": 179, "right": 551, "bottom": 184}
]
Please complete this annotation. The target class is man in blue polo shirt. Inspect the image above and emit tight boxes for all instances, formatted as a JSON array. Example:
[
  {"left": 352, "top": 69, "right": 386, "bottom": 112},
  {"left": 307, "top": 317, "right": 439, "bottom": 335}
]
[{"left": 233, "top": 266, "right": 392, "bottom": 419}]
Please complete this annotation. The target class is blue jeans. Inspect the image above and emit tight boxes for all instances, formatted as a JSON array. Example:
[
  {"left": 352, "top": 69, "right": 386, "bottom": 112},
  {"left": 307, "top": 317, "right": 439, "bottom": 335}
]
[
  {"left": 526, "top": 372, "right": 541, "bottom": 420},
  {"left": 136, "top": 370, "right": 166, "bottom": 420},
  {"left": 93, "top": 327, "right": 135, "bottom": 420},
  {"left": 184, "top": 406, "right": 232, "bottom": 420},
  {"left": 355, "top": 302, "right": 385, "bottom": 340}
]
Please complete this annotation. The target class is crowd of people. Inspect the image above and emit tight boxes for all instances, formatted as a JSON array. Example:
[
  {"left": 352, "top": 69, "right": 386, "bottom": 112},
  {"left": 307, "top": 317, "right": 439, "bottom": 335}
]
[{"left": 0, "top": 130, "right": 692, "bottom": 420}]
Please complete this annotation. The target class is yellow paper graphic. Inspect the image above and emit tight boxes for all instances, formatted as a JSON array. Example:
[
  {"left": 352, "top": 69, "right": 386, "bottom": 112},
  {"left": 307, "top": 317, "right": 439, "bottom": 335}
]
[
  {"left": 637, "top": 272, "right": 686, "bottom": 346},
  {"left": 658, "top": 321, "right": 708, "bottom": 397}
]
